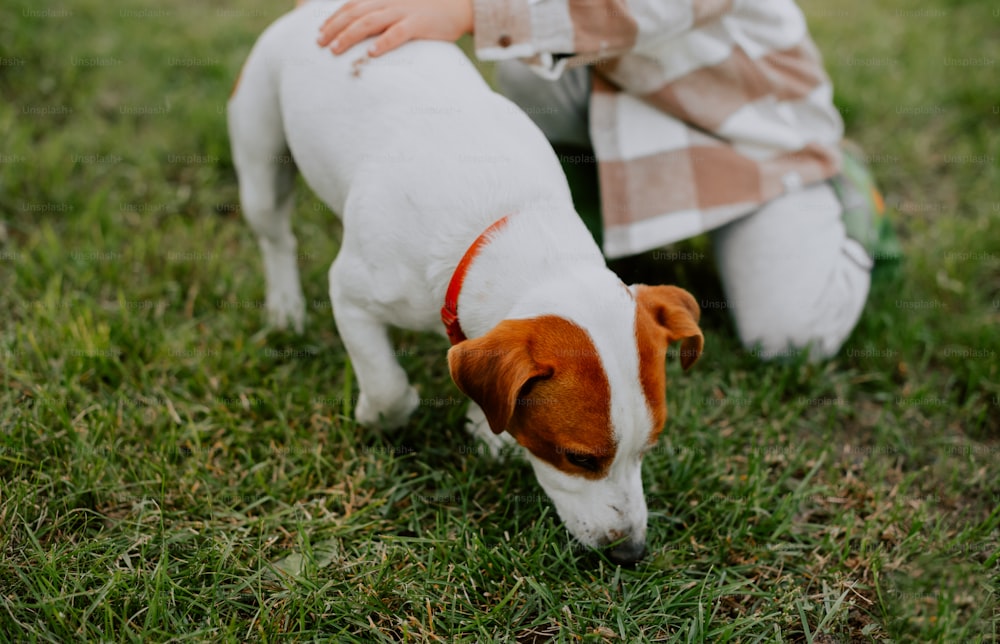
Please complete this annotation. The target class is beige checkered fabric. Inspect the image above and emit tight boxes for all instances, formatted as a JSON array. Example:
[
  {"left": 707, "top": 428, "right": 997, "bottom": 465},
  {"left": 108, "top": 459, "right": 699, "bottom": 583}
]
[{"left": 474, "top": 0, "right": 844, "bottom": 258}]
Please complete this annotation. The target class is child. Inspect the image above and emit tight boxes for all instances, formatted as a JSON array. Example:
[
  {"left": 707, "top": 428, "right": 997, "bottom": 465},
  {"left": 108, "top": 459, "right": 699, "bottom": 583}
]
[{"left": 316, "top": 0, "right": 888, "bottom": 360}]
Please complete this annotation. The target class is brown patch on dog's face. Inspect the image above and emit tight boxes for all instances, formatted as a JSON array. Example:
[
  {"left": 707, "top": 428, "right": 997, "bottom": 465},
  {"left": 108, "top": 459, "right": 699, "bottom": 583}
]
[
  {"left": 632, "top": 285, "right": 704, "bottom": 445},
  {"left": 448, "top": 316, "right": 615, "bottom": 478}
]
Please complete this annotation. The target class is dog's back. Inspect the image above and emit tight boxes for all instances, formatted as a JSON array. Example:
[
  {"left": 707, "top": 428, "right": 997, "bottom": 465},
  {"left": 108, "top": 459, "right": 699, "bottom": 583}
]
[{"left": 229, "top": 1, "right": 571, "bottom": 235}]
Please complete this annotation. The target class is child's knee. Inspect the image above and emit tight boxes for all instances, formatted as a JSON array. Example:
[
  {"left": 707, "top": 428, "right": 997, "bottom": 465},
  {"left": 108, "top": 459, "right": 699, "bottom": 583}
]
[{"left": 733, "top": 268, "right": 871, "bottom": 362}]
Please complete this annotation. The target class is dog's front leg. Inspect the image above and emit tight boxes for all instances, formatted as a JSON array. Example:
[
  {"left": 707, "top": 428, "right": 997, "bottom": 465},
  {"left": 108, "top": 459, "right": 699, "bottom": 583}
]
[
  {"left": 465, "top": 403, "right": 518, "bottom": 459},
  {"left": 329, "top": 259, "right": 419, "bottom": 430}
]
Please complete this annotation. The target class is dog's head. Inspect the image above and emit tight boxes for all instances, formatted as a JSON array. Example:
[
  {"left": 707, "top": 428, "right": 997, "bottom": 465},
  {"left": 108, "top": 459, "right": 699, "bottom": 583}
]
[{"left": 448, "top": 282, "right": 702, "bottom": 564}]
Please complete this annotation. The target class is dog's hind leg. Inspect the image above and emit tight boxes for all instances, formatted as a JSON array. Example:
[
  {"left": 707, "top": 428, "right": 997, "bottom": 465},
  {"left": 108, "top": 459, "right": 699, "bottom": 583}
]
[
  {"left": 329, "top": 256, "right": 419, "bottom": 430},
  {"left": 228, "top": 67, "right": 306, "bottom": 332}
]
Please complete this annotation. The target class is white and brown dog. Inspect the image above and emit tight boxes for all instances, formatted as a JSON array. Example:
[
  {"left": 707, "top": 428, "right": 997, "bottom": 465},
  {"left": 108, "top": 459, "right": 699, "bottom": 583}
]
[{"left": 228, "top": 0, "right": 703, "bottom": 564}]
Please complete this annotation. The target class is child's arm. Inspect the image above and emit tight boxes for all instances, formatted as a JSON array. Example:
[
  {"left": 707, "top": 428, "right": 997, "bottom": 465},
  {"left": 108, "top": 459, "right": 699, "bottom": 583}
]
[{"left": 474, "top": 0, "right": 731, "bottom": 67}]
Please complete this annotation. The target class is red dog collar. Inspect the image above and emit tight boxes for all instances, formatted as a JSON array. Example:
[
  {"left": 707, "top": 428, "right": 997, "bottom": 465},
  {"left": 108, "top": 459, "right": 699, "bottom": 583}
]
[{"left": 441, "top": 216, "right": 511, "bottom": 345}]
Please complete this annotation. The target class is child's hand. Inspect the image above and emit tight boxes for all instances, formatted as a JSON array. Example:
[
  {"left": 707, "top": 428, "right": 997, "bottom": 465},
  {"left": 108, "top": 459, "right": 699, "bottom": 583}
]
[{"left": 317, "top": 0, "right": 473, "bottom": 57}]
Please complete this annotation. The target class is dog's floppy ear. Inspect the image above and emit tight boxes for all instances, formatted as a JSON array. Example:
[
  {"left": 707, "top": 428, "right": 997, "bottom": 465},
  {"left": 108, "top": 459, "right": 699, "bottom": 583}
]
[
  {"left": 447, "top": 319, "right": 553, "bottom": 435},
  {"left": 633, "top": 284, "right": 704, "bottom": 370}
]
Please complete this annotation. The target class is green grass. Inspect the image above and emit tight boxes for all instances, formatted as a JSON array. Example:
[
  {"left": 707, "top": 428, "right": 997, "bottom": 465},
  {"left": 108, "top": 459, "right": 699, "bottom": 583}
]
[{"left": 1, "top": 0, "right": 998, "bottom": 641}]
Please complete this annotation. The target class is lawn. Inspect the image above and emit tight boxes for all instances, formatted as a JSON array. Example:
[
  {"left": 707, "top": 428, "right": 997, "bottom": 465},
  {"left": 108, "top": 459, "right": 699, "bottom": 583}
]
[{"left": 1, "top": 0, "right": 997, "bottom": 641}]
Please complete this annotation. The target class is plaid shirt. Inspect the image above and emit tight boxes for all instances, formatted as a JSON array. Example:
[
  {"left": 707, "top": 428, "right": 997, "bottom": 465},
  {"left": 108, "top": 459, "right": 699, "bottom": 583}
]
[{"left": 473, "top": 0, "right": 844, "bottom": 258}]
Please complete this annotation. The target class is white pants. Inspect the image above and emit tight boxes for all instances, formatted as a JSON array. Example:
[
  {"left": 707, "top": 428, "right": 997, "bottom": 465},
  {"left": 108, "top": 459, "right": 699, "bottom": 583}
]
[{"left": 495, "top": 61, "right": 872, "bottom": 360}]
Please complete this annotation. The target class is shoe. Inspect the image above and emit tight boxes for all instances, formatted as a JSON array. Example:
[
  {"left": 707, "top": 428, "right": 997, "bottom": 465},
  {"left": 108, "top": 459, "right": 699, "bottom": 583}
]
[{"left": 833, "top": 140, "right": 903, "bottom": 264}]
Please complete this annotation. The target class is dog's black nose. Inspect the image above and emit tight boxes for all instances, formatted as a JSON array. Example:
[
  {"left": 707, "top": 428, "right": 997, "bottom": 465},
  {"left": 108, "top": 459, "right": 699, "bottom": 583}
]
[{"left": 607, "top": 539, "right": 646, "bottom": 566}]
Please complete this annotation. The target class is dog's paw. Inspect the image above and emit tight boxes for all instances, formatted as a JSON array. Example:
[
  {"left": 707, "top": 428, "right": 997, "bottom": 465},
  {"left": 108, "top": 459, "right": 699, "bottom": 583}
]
[
  {"left": 266, "top": 289, "right": 306, "bottom": 333},
  {"left": 355, "top": 386, "right": 419, "bottom": 430},
  {"left": 464, "top": 403, "right": 519, "bottom": 460}
]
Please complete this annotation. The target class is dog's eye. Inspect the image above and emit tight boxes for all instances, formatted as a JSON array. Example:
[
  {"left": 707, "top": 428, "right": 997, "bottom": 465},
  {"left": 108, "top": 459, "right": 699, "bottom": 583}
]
[{"left": 565, "top": 452, "right": 600, "bottom": 472}]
